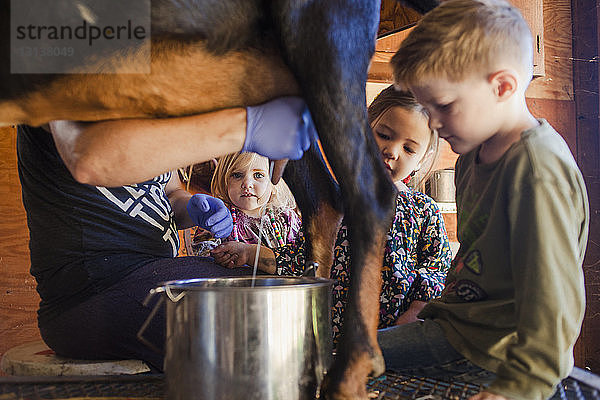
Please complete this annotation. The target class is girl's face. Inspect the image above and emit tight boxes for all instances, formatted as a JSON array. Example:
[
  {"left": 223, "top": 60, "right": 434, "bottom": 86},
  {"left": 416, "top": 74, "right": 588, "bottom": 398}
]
[
  {"left": 372, "top": 106, "right": 432, "bottom": 184},
  {"left": 227, "top": 157, "right": 272, "bottom": 217}
]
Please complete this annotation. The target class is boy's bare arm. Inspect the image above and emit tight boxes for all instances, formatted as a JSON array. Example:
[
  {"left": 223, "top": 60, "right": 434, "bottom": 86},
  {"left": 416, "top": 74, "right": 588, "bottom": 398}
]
[{"left": 394, "top": 301, "right": 426, "bottom": 326}]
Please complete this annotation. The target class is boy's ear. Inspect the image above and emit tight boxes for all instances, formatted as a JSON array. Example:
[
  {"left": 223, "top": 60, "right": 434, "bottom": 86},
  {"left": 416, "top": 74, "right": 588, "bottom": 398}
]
[{"left": 488, "top": 69, "right": 518, "bottom": 101}]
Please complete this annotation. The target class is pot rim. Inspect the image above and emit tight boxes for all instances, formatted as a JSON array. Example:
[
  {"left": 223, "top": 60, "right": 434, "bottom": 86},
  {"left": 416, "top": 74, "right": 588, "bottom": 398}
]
[{"left": 155, "top": 276, "right": 335, "bottom": 292}]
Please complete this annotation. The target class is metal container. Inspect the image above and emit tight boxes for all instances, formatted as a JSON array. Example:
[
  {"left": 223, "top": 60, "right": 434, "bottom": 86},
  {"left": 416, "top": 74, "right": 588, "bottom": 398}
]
[
  {"left": 427, "top": 168, "right": 456, "bottom": 203},
  {"left": 150, "top": 277, "right": 334, "bottom": 400}
]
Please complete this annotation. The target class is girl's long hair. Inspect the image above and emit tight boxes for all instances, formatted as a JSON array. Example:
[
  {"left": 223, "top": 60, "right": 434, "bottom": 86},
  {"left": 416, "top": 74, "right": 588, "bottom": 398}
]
[{"left": 368, "top": 85, "right": 440, "bottom": 190}]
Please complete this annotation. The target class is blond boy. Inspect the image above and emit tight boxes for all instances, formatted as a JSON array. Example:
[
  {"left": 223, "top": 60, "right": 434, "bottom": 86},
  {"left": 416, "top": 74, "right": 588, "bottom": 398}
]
[{"left": 377, "top": 1, "right": 590, "bottom": 399}]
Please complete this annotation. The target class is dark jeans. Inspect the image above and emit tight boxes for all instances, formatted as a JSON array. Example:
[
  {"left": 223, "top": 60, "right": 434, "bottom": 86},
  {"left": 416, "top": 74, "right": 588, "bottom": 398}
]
[
  {"left": 377, "top": 319, "right": 496, "bottom": 385},
  {"left": 40, "top": 256, "right": 257, "bottom": 371}
]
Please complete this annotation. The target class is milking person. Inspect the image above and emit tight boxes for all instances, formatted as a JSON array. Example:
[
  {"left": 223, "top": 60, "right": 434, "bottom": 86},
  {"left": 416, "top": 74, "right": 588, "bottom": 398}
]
[{"left": 17, "top": 96, "right": 316, "bottom": 371}]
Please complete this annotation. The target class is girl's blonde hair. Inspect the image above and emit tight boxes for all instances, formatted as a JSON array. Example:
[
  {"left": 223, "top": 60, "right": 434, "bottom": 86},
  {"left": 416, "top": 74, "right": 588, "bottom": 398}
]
[
  {"left": 211, "top": 152, "right": 297, "bottom": 212},
  {"left": 368, "top": 85, "right": 439, "bottom": 190}
]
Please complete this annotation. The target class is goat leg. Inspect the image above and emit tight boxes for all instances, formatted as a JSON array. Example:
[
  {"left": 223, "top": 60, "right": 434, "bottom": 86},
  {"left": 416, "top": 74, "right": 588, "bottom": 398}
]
[
  {"left": 271, "top": 1, "right": 397, "bottom": 398},
  {"left": 284, "top": 146, "right": 343, "bottom": 278}
]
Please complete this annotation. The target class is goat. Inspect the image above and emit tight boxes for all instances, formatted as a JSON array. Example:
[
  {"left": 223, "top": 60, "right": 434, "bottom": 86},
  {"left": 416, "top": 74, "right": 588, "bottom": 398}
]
[{"left": 0, "top": 1, "right": 439, "bottom": 398}]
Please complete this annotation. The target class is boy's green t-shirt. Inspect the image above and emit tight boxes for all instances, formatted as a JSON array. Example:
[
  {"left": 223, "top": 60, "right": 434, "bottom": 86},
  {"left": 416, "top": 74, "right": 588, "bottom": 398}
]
[{"left": 419, "top": 119, "right": 589, "bottom": 400}]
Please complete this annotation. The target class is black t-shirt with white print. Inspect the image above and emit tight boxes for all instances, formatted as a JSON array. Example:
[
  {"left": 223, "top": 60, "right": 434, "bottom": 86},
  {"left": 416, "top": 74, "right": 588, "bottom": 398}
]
[{"left": 17, "top": 125, "right": 179, "bottom": 322}]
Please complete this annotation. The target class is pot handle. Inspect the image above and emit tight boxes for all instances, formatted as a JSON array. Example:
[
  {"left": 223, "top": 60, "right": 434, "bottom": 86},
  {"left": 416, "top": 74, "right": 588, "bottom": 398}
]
[
  {"left": 136, "top": 289, "right": 165, "bottom": 355},
  {"left": 165, "top": 285, "right": 186, "bottom": 302},
  {"left": 302, "top": 262, "right": 319, "bottom": 277}
]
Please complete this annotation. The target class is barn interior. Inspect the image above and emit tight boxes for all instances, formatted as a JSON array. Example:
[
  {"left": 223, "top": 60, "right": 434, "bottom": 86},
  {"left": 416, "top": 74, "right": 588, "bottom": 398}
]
[{"left": 0, "top": 0, "right": 599, "bottom": 398}]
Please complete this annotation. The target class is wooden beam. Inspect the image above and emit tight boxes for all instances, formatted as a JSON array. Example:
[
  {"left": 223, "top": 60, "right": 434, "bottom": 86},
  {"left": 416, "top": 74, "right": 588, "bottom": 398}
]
[
  {"left": 571, "top": 0, "right": 600, "bottom": 372},
  {"left": 368, "top": 27, "right": 415, "bottom": 83}
]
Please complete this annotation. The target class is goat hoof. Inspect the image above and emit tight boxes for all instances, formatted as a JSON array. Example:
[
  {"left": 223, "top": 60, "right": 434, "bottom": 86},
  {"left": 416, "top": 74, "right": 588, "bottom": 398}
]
[
  {"left": 319, "top": 355, "right": 379, "bottom": 400},
  {"left": 371, "top": 351, "right": 385, "bottom": 377},
  {"left": 320, "top": 376, "right": 368, "bottom": 400}
]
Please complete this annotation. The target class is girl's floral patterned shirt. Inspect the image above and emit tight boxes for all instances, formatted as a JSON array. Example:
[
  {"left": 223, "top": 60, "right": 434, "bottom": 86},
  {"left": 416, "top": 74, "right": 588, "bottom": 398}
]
[{"left": 273, "top": 189, "right": 452, "bottom": 344}]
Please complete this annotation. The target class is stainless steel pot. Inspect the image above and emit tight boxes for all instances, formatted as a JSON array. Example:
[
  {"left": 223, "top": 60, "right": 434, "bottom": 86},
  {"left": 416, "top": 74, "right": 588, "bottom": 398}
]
[
  {"left": 145, "top": 276, "right": 334, "bottom": 400},
  {"left": 427, "top": 168, "right": 456, "bottom": 203}
]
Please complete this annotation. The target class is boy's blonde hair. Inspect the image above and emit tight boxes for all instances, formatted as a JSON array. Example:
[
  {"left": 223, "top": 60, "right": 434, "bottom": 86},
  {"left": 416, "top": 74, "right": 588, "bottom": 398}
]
[
  {"left": 392, "top": 0, "right": 533, "bottom": 87},
  {"left": 211, "top": 152, "right": 297, "bottom": 212},
  {"left": 368, "top": 85, "right": 440, "bottom": 190}
]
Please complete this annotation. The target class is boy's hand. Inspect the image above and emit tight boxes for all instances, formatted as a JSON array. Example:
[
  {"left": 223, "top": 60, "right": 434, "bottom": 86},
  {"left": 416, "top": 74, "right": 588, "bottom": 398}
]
[
  {"left": 394, "top": 300, "right": 426, "bottom": 326},
  {"left": 186, "top": 194, "right": 233, "bottom": 238},
  {"left": 212, "top": 241, "right": 254, "bottom": 268},
  {"left": 244, "top": 96, "right": 317, "bottom": 160},
  {"left": 469, "top": 391, "right": 509, "bottom": 400}
]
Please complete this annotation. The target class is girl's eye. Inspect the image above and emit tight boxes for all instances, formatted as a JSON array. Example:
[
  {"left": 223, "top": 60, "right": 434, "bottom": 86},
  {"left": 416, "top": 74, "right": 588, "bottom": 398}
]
[
  {"left": 230, "top": 172, "right": 243, "bottom": 179},
  {"left": 377, "top": 131, "right": 391, "bottom": 141},
  {"left": 404, "top": 145, "right": 416, "bottom": 154},
  {"left": 254, "top": 172, "right": 265, "bottom": 180}
]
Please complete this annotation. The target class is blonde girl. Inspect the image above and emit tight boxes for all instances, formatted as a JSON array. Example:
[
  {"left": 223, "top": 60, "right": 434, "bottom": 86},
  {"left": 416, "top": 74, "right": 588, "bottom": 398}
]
[{"left": 211, "top": 151, "right": 301, "bottom": 251}]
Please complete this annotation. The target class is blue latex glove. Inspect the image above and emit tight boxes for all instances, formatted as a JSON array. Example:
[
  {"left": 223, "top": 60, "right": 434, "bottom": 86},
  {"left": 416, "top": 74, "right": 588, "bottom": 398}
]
[
  {"left": 243, "top": 96, "right": 317, "bottom": 160},
  {"left": 187, "top": 194, "right": 233, "bottom": 239}
]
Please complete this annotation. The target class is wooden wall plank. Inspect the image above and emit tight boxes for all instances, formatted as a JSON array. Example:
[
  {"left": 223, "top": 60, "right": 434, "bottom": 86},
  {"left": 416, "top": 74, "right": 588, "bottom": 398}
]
[
  {"left": 578, "top": 177, "right": 600, "bottom": 372},
  {"left": 527, "top": 97, "right": 577, "bottom": 153},
  {"left": 517, "top": 0, "right": 546, "bottom": 76},
  {"left": 370, "top": 0, "right": 575, "bottom": 101},
  {"left": 378, "top": 0, "right": 420, "bottom": 36},
  {"left": 0, "top": 126, "right": 41, "bottom": 361},
  {"left": 527, "top": 0, "right": 574, "bottom": 100},
  {"left": 571, "top": 0, "right": 600, "bottom": 372}
]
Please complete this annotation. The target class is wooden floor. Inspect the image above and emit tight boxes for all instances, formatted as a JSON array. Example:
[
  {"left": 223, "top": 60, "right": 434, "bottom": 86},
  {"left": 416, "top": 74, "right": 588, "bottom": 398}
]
[{"left": 1, "top": 370, "right": 598, "bottom": 399}]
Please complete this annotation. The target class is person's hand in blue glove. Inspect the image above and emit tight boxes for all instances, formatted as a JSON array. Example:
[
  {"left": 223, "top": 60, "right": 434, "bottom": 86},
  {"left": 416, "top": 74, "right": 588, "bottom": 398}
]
[
  {"left": 187, "top": 194, "right": 233, "bottom": 239},
  {"left": 243, "top": 96, "right": 318, "bottom": 160}
]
